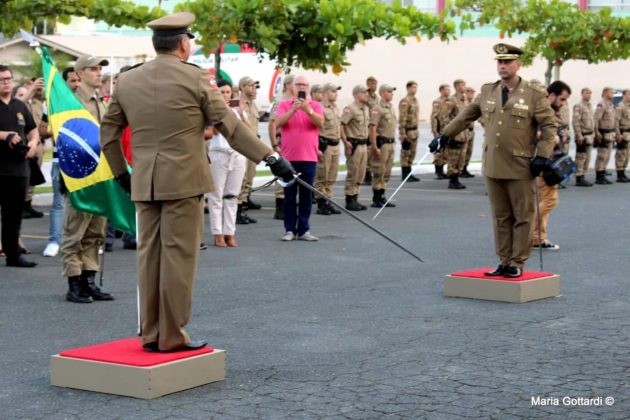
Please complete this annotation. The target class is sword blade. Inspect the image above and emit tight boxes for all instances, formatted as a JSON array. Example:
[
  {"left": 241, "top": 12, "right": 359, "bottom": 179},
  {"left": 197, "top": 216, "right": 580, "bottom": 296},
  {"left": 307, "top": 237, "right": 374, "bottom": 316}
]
[
  {"left": 292, "top": 176, "right": 423, "bottom": 263},
  {"left": 372, "top": 149, "right": 432, "bottom": 221}
]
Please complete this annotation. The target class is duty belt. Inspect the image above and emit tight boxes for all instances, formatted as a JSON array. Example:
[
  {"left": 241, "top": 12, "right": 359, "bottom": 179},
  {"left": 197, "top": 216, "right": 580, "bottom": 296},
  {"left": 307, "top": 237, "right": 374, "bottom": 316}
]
[
  {"left": 347, "top": 137, "right": 369, "bottom": 145},
  {"left": 621, "top": 128, "right": 630, "bottom": 133},
  {"left": 581, "top": 131, "right": 593, "bottom": 136},
  {"left": 319, "top": 136, "right": 340, "bottom": 146},
  {"left": 405, "top": 125, "right": 418, "bottom": 131},
  {"left": 599, "top": 128, "right": 614, "bottom": 134},
  {"left": 376, "top": 136, "right": 395, "bottom": 144}
]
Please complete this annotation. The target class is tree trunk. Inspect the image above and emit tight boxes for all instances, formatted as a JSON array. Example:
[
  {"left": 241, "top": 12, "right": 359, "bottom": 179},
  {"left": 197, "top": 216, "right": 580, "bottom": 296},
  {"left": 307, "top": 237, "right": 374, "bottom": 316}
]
[
  {"left": 553, "top": 63, "right": 561, "bottom": 82},
  {"left": 544, "top": 59, "right": 553, "bottom": 85},
  {"left": 214, "top": 48, "right": 222, "bottom": 82}
]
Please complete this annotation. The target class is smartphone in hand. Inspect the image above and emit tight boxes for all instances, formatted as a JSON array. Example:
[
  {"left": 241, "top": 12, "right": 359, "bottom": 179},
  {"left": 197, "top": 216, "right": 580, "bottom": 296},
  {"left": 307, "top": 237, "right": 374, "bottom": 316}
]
[{"left": 297, "top": 91, "right": 306, "bottom": 100}]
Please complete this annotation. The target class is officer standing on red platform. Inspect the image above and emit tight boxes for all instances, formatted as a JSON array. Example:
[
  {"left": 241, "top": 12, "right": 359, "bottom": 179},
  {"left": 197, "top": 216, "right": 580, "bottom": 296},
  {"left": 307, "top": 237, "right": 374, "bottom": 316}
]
[{"left": 436, "top": 44, "right": 556, "bottom": 278}]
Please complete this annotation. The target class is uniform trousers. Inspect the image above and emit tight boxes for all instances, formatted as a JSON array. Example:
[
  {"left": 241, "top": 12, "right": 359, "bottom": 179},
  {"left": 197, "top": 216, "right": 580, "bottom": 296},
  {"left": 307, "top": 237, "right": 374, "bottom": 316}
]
[
  {"left": 208, "top": 149, "right": 246, "bottom": 235},
  {"left": 283, "top": 161, "right": 316, "bottom": 236},
  {"left": 574, "top": 136, "right": 594, "bottom": 176},
  {"left": 344, "top": 144, "right": 367, "bottom": 196},
  {"left": 465, "top": 133, "right": 475, "bottom": 165},
  {"left": 0, "top": 175, "right": 28, "bottom": 260},
  {"left": 237, "top": 159, "right": 257, "bottom": 204},
  {"left": 400, "top": 132, "right": 419, "bottom": 167},
  {"left": 485, "top": 177, "right": 535, "bottom": 269},
  {"left": 371, "top": 143, "right": 395, "bottom": 191},
  {"left": 446, "top": 142, "right": 468, "bottom": 176},
  {"left": 60, "top": 197, "right": 106, "bottom": 277},
  {"left": 315, "top": 144, "right": 340, "bottom": 197},
  {"left": 595, "top": 133, "right": 615, "bottom": 171},
  {"left": 25, "top": 141, "right": 44, "bottom": 202},
  {"left": 433, "top": 150, "right": 446, "bottom": 166},
  {"left": 136, "top": 195, "right": 204, "bottom": 351},
  {"left": 614, "top": 134, "right": 630, "bottom": 170},
  {"left": 532, "top": 177, "right": 559, "bottom": 243}
]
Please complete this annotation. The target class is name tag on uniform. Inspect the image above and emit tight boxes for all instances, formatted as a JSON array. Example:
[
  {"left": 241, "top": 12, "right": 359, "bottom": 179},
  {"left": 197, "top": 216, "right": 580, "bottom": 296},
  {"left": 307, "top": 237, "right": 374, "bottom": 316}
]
[{"left": 514, "top": 103, "right": 529, "bottom": 111}]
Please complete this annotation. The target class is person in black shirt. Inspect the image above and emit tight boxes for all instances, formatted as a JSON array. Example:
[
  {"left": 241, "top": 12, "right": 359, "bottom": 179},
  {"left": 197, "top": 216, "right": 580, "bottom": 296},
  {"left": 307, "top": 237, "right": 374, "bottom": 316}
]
[{"left": 0, "top": 64, "right": 39, "bottom": 267}]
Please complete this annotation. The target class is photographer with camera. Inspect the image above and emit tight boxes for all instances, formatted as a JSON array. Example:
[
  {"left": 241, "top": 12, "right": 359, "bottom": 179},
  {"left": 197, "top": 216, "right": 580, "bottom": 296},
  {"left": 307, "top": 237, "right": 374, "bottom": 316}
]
[
  {"left": 532, "top": 81, "right": 572, "bottom": 251},
  {"left": 0, "top": 64, "right": 39, "bottom": 267}
]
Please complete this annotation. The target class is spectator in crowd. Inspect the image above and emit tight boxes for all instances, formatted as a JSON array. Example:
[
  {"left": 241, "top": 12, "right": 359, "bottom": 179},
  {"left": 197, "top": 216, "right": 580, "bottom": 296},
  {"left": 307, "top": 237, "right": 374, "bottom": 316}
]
[{"left": 274, "top": 75, "right": 324, "bottom": 241}]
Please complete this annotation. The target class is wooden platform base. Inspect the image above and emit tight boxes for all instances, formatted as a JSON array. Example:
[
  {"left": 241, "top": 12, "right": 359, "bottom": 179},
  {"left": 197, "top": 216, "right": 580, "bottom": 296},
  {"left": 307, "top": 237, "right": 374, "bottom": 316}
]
[
  {"left": 444, "top": 268, "right": 560, "bottom": 303},
  {"left": 50, "top": 338, "right": 226, "bottom": 399}
]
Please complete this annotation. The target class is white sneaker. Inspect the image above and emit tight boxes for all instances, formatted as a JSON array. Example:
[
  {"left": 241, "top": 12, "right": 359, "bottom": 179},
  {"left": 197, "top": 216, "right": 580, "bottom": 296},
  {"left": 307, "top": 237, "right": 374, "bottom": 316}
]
[
  {"left": 43, "top": 242, "right": 60, "bottom": 257},
  {"left": 297, "top": 232, "right": 318, "bottom": 241},
  {"left": 282, "top": 231, "right": 296, "bottom": 241}
]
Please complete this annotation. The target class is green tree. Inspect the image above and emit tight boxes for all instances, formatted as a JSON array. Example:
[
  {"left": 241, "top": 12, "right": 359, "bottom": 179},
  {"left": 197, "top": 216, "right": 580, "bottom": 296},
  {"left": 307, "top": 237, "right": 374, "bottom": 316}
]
[
  {"left": 450, "top": 0, "right": 630, "bottom": 84},
  {"left": 176, "top": 0, "right": 457, "bottom": 75},
  {"left": 1, "top": 0, "right": 165, "bottom": 37}
]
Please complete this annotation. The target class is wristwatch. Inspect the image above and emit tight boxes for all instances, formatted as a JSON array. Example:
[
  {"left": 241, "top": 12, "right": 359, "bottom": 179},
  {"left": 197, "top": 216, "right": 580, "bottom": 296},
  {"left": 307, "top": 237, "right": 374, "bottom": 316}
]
[
  {"left": 308, "top": 108, "right": 314, "bottom": 116},
  {"left": 265, "top": 151, "right": 280, "bottom": 165}
]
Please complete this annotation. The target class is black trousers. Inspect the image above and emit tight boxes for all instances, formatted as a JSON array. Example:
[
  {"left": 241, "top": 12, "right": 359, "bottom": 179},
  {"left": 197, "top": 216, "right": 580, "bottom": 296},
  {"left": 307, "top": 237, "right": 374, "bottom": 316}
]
[{"left": 0, "top": 175, "right": 28, "bottom": 260}]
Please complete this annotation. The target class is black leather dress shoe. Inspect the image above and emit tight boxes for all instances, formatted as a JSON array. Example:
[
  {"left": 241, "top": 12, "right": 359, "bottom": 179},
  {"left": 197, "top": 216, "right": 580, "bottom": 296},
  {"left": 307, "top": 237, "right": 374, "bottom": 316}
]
[
  {"left": 484, "top": 265, "right": 506, "bottom": 276},
  {"left": 503, "top": 266, "right": 523, "bottom": 278},
  {"left": 143, "top": 342, "right": 159, "bottom": 353},
  {"left": 6, "top": 256, "right": 37, "bottom": 267},
  {"left": 161, "top": 340, "right": 208, "bottom": 353}
]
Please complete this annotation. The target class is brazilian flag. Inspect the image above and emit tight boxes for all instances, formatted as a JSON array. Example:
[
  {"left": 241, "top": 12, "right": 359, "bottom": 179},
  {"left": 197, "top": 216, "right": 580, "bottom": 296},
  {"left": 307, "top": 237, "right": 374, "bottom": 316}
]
[{"left": 42, "top": 47, "right": 135, "bottom": 234}]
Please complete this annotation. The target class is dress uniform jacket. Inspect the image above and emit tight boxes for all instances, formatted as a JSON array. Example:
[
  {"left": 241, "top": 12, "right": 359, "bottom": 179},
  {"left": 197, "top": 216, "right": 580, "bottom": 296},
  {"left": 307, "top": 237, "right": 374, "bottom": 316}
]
[
  {"left": 101, "top": 54, "right": 269, "bottom": 201},
  {"left": 398, "top": 95, "right": 419, "bottom": 137},
  {"left": 442, "top": 79, "right": 556, "bottom": 179}
]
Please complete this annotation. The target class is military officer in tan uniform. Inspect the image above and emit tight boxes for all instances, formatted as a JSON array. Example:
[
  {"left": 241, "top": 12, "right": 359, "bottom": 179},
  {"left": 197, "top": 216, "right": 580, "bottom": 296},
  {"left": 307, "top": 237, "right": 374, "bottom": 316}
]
[
  {"left": 462, "top": 86, "right": 477, "bottom": 178},
  {"left": 314, "top": 83, "right": 342, "bottom": 215},
  {"left": 341, "top": 85, "right": 370, "bottom": 211},
  {"left": 558, "top": 100, "right": 570, "bottom": 155},
  {"left": 439, "top": 44, "right": 556, "bottom": 278},
  {"left": 614, "top": 89, "right": 630, "bottom": 183},
  {"left": 100, "top": 12, "right": 293, "bottom": 352},
  {"left": 593, "top": 87, "right": 617, "bottom": 184},
  {"left": 431, "top": 84, "right": 451, "bottom": 179},
  {"left": 444, "top": 79, "right": 473, "bottom": 189},
  {"left": 398, "top": 81, "right": 420, "bottom": 182},
  {"left": 268, "top": 74, "right": 295, "bottom": 220},
  {"left": 236, "top": 76, "right": 263, "bottom": 224},
  {"left": 572, "top": 87, "right": 595, "bottom": 186},
  {"left": 61, "top": 55, "right": 113, "bottom": 304},
  {"left": 363, "top": 76, "right": 379, "bottom": 185},
  {"left": 369, "top": 84, "right": 398, "bottom": 208}
]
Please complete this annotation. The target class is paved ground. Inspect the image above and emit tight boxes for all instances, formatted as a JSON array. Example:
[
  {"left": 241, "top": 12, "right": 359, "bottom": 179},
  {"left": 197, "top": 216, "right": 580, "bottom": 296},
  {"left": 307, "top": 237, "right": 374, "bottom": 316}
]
[{"left": 3, "top": 160, "right": 629, "bottom": 419}]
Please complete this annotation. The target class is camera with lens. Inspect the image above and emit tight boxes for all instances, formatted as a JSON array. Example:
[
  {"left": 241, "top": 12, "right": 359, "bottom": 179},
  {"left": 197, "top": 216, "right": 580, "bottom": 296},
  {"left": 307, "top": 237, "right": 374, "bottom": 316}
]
[{"left": 6, "top": 132, "right": 29, "bottom": 156}]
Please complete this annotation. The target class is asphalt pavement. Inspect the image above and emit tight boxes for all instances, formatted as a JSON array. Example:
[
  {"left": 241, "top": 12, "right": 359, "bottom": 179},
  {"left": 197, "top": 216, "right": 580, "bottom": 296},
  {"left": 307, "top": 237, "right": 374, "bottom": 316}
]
[{"left": 2, "top": 160, "right": 629, "bottom": 419}]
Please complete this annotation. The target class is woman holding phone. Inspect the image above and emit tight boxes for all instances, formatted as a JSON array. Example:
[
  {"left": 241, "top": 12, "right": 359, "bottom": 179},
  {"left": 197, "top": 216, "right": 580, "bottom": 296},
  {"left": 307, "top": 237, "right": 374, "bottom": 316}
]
[{"left": 206, "top": 80, "right": 250, "bottom": 247}]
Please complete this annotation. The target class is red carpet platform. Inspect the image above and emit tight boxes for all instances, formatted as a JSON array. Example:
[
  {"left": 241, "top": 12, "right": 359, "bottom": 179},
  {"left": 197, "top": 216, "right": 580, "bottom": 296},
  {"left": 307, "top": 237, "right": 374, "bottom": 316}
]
[
  {"left": 51, "top": 338, "right": 226, "bottom": 399},
  {"left": 444, "top": 268, "right": 560, "bottom": 303}
]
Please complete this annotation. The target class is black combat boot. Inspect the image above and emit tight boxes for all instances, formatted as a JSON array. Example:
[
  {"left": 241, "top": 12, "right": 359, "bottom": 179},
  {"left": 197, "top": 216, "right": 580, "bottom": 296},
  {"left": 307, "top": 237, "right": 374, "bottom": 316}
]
[
  {"left": 326, "top": 201, "right": 341, "bottom": 214},
  {"left": 346, "top": 195, "right": 363, "bottom": 211},
  {"left": 355, "top": 195, "right": 368, "bottom": 210},
  {"left": 461, "top": 165, "right": 475, "bottom": 178},
  {"left": 380, "top": 189, "right": 396, "bottom": 207},
  {"left": 316, "top": 198, "right": 332, "bottom": 215},
  {"left": 575, "top": 175, "right": 593, "bottom": 187},
  {"left": 401, "top": 166, "right": 410, "bottom": 181},
  {"left": 82, "top": 271, "right": 114, "bottom": 301},
  {"left": 23, "top": 200, "right": 44, "bottom": 219},
  {"left": 66, "top": 276, "right": 93, "bottom": 303},
  {"left": 448, "top": 174, "right": 466, "bottom": 189},
  {"left": 408, "top": 172, "right": 420, "bottom": 182},
  {"left": 246, "top": 197, "right": 261, "bottom": 210},
  {"left": 236, "top": 204, "right": 250, "bottom": 224},
  {"left": 371, "top": 189, "right": 381, "bottom": 208},
  {"left": 363, "top": 171, "right": 372, "bottom": 185},
  {"left": 274, "top": 198, "right": 284, "bottom": 220},
  {"left": 616, "top": 170, "right": 630, "bottom": 183},
  {"left": 434, "top": 165, "right": 446, "bottom": 180},
  {"left": 595, "top": 171, "right": 612, "bottom": 185}
]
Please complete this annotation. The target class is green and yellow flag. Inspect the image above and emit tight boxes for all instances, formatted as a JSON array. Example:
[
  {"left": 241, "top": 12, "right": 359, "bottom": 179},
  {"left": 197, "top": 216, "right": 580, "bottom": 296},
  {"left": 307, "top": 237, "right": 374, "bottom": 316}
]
[{"left": 42, "top": 47, "right": 135, "bottom": 234}]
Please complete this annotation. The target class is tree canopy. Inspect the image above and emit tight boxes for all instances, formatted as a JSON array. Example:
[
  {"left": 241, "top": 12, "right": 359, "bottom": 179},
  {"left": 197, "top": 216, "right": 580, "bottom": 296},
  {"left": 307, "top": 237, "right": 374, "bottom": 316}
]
[{"left": 176, "top": 0, "right": 457, "bottom": 74}]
